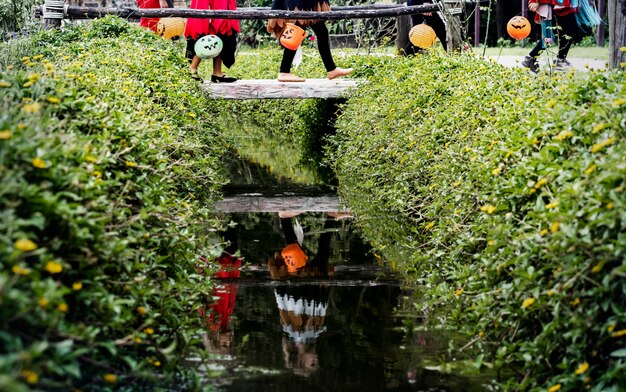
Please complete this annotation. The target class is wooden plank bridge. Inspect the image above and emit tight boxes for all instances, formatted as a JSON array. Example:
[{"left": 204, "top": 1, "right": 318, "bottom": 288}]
[{"left": 202, "top": 78, "right": 361, "bottom": 99}]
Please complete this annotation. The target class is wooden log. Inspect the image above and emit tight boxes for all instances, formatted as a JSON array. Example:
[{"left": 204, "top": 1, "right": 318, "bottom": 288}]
[
  {"left": 214, "top": 194, "right": 348, "bottom": 212},
  {"left": 202, "top": 78, "right": 361, "bottom": 100},
  {"left": 37, "top": 3, "right": 444, "bottom": 21}
]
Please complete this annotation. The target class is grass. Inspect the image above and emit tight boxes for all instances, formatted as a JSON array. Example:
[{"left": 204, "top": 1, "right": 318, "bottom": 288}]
[{"left": 480, "top": 45, "right": 609, "bottom": 60}]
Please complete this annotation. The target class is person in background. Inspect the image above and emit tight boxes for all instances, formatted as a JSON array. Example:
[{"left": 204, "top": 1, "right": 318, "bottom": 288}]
[
  {"left": 402, "top": 0, "right": 447, "bottom": 55},
  {"left": 137, "top": 0, "right": 170, "bottom": 33},
  {"left": 522, "top": 0, "right": 601, "bottom": 73},
  {"left": 266, "top": 0, "right": 353, "bottom": 82},
  {"left": 184, "top": 0, "right": 240, "bottom": 82}
]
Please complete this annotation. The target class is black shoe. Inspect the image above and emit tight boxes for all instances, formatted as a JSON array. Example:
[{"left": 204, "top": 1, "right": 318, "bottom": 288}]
[
  {"left": 211, "top": 74, "right": 238, "bottom": 83},
  {"left": 190, "top": 72, "right": 202, "bottom": 81},
  {"left": 521, "top": 55, "right": 539, "bottom": 74}
]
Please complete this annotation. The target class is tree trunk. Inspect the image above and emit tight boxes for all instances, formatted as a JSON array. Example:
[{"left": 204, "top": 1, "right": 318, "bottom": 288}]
[
  {"left": 396, "top": 0, "right": 411, "bottom": 52},
  {"left": 608, "top": 0, "right": 626, "bottom": 69},
  {"left": 441, "top": 1, "right": 463, "bottom": 52}
]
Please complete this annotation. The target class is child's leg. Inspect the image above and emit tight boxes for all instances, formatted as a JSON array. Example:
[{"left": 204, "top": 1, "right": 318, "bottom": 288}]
[{"left": 309, "top": 22, "right": 336, "bottom": 72}]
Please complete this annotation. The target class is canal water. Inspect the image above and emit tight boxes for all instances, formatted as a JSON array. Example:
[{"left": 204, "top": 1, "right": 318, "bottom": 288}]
[{"left": 192, "top": 149, "right": 494, "bottom": 391}]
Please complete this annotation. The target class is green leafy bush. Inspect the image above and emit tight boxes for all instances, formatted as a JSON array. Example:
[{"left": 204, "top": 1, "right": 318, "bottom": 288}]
[
  {"left": 329, "top": 51, "right": 626, "bottom": 390},
  {"left": 1, "top": 16, "right": 227, "bottom": 390}
]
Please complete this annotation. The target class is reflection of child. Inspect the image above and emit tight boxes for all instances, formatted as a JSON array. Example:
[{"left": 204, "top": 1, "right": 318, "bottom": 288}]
[
  {"left": 276, "top": 284, "right": 328, "bottom": 377},
  {"left": 184, "top": 0, "right": 240, "bottom": 82},
  {"left": 268, "top": 212, "right": 340, "bottom": 279},
  {"left": 199, "top": 226, "right": 242, "bottom": 355},
  {"left": 199, "top": 253, "right": 241, "bottom": 354}
]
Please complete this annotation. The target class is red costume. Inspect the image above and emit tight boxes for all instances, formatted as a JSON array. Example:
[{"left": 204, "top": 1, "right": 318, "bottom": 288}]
[
  {"left": 184, "top": 0, "right": 240, "bottom": 39},
  {"left": 137, "top": 0, "right": 161, "bottom": 33}
]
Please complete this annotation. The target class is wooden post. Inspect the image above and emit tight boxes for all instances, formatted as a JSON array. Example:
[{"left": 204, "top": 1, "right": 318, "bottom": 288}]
[
  {"left": 595, "top": 0, "right": 606, "bottom": 46},
  {"left": 396, "top": 0, "right": 411, "bottom": 52},
  {"left": 43, "top": 0, "right": 65, "bottom": 29},
  {"left": 474, "top": 2, "right": 480, "bottom": 47},
  {"left": 442, "top": 1, "right": 463, "bottom": 52},
  {"left": 607, "top": 0, "right": 626, "bottom": 69}
]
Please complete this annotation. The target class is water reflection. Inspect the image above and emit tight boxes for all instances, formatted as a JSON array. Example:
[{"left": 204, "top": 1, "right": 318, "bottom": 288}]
[{"left": 196, "top": 211, "right": 492, "bottom": 391}]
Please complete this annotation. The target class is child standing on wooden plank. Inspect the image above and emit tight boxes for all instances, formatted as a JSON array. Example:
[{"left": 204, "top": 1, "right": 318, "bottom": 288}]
[
  {"left": 267, "top": 0, "right": 353, "bottom": 82},
  {"left": 184, "top": 0, "right": 240, "bottom": 82}
]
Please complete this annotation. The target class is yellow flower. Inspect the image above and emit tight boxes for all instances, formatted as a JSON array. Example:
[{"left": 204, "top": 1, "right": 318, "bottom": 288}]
[
  {"left": 545, "top": 99, "right": 557, "bottom": 108},
  {"left": 454, "top": 288, "right": 464, "bottom": 297},
  {"left": 539, "top": 229, "right": 548, "bottom": 236},
  {"left": 0, "top": 80, "right": 10, "bottom": 88},
  {"left": 424, "top": 221, "right": 435, "bottom": 230},
  {"left": 528, "top": 188, "right": 537, "bottom": 195},
  {"left": 608, "top": 324, "right": 616, "bottom": 333},
  {"left": 492, "top": 167, "right": 501, "bottom": 175},
  {"left": 613, "top": 97, "right": 626, "bottom": 107},
  {"left": 592, "top": 122, "right": 607, "bottom": 134},
  {"left": 21, "top": 369, "right": 39, "bottom": 384},
  {"left": 44, "top": 260, "right": 63, "bottom": 274},
  {"left": 103, "top": 373, "right": 117, "bottom": 384},
  {"left": 136, "top": 306, "right": 148, "bottom": 315},
  {"left": 144, "top": 327, "right": 154, "bottom": 335},
  {"left": 591, "top": 137, "right": 616, "bottom": 153},
  {"left": 521, "top": 297, "right": 536, "bottom": 309},
  {"left": 554, "top": 130, "right": 573, "bottom": 141},
  {"left": 15, "top": 238, "right": 37, "bottom": 252},
  {"left": 57, "top": 303, "right": 69, "bottom": 313},
  {"left": 92, "top": 170, "right": 102, "bottom": 178},
  {"left": 575, "top": 361, "right": 589, "bottom": 375},
  {"left": 38, "top": 298, "right": 49, "bottom": 308},
  {"left": 153, "top": 360, "right": 161, "bottom": 367},
  {"left": 125, "top": 160, "right": 137, "bottom": 167},
  {"left": 72, "top": 281, "right": 83, "bottom": 290},
  {"left": 46, "top": 96, "right": 61, "bottom": 104},
  {"left": 480, "top": 205, "right": 496, "bottom": 214},
  {"left": 584, "top": 165, "right": 596, "bottom": 175},
  {"left": 33, "top": 54, "right": 44, "bottom": 60},
  {"left": 571, "top": 298, "right": 581, "bottom": 306},
  {"left": 23, "top": 102, "right": 41, "bottom": 113},
  {"left": 26, "top": 72, "right": 41, "bottom": 82},
  {"left": 612, "top": 329, "right": 626, "bottom": 338},
  {"left": 488, "top": 239, "right": 495, "bottom": 246},
  {"left": 32, "top": 157, "right": 47, "bottom": 169},
  {"left": 546, "top": 201, "right": 559, "bottom": 209},
  {"left": 548, "top": 384, "right": 562, "bottom": 392},
  {"left": 85, "top": 155, "right": 98, "bottom": 163},
  {"left": 606, "top": 202, "right": 614, "bottom": 210},
  {"left": 591, "top": 262, "right": 604, "bottom": 273},
  {"left": 547, "top": 289, "right": 556, "bottom": 296},
  {"left": 12, "top": 265, "right": 32, "bottom": 275},
  {"left": 551, "top": 222, "right": 560, "bottom": 233},
  {"left": 535, "top": 178, "right": 548, "bottom": 188},
  {"left": 0, "top": 130, "right": 12, "bottom": 139}
]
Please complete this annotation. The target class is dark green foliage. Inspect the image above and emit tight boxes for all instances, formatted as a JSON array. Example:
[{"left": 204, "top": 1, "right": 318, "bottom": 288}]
[
  {"left": 0, "top": 16, "right": 227, "bottom": 390},
  {"left": 329, "top": 50, "right": 626, "bottom": 391}
]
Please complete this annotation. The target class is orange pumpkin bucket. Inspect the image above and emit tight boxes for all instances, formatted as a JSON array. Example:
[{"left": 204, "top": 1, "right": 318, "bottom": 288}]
[
  {"left": 408, "top": 24, "right": 437, "bottom": 49},
  {"left": 279, "top": 23, "right": 306, "bottom": 50},
  {"left": 281, "top": 243, "right": 308, "bottom": 273},
  {"left": 507, "top": 16, "right": 531, "bottom": 40}
]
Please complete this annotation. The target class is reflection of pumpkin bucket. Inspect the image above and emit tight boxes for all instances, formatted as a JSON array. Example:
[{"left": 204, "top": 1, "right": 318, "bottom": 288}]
[
  {"left": 157, "top": 17, "right": 186, "bottom": 39},
  {"left": 281, "top": 244, "right": 308, "bottom": 273},
  {"left": 408, "top": 24, "right": 437, "bottom": 49},
  {"left": 279, "top": 23, "right": 306, "bottom": 50}
]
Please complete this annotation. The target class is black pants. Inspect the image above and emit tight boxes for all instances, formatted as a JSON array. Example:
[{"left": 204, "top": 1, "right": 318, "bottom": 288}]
[
  {"left": 528, "top": 12, "right": 586, "bottom": 60},
  {"left": 280, "top": 22, "right": 335, "bottom": 73}
]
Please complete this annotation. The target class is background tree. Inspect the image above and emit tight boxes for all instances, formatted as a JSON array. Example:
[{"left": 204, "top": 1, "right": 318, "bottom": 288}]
[{"left": 608, "top": 0, "right": 626, "bottom": 69}]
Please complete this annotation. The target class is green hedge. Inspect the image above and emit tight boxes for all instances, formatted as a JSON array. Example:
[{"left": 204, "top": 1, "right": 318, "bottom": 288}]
[
  {"left": 1, "top": 17, "right": 227, "bottom": 390},
  {"left": 329, "top": 51, "right": 626, "bottom": 390}
]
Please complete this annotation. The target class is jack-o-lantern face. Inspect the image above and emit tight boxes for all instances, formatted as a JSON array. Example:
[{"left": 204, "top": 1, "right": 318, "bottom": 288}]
[
  {"left": 507, "top": 16, "right": 531, "bottom": 40},
  {"left": 279, "top": 23, "right": 306, "bottom": 50},
  {"left": 194, "top": 35, "right": 224, "bottom": 59}
]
